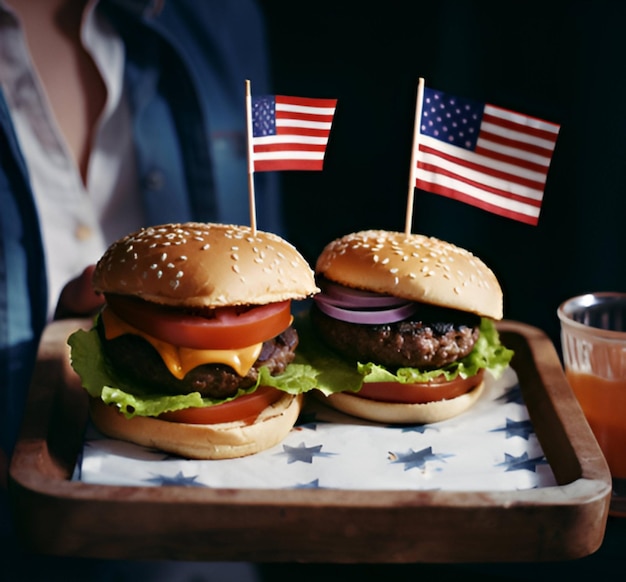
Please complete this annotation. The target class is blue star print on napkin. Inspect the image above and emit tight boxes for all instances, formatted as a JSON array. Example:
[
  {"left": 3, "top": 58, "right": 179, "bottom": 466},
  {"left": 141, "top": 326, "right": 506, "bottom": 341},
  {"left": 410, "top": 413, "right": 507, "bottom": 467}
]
[
  {"left": 499, "top": 452, "right": 549, "bottom": 473},
  {"left": 490, "top": 418, "right": 535, "bottom": 440},
  {"left": 389, "top": 446, "right": 454, "bottom": 471},
  {"left": 280, "top": 442, "right": 337, "bottom": 464}
]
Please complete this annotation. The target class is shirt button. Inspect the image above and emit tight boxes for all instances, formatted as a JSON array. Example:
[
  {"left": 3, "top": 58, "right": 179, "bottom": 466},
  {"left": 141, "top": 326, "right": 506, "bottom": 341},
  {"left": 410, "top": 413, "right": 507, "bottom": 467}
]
[{"left": 75, "top": 224, "right": 93, "bottom": 241}]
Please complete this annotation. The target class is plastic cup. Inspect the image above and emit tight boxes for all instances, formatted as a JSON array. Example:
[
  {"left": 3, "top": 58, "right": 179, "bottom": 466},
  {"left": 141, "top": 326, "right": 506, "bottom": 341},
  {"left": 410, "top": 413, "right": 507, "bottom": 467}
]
[{"left": 558, "top": 292, "right": 626, "bottom": 517}]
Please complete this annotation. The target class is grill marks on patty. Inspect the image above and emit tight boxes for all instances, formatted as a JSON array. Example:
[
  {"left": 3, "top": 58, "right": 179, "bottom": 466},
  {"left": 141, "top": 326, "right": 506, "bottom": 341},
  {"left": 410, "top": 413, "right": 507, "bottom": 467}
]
[
  {"left": 96, "top": 319, "right": 298, "bottom": 399},
  {"left": 311, "top": 304, "right": 480, "bottom": 369}
]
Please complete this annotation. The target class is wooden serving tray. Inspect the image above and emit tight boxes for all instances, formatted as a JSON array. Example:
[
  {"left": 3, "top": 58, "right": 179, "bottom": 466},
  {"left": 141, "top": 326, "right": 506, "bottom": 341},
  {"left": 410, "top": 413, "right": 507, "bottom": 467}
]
[{"left": 8, "top": 318, "right": 611, "bottom": 563}]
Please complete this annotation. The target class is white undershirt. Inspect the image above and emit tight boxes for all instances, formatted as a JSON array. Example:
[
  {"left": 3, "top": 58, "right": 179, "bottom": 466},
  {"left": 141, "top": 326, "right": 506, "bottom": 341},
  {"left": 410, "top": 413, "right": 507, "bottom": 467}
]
[{"left": 0, "top": 1, "right": 143, "bottom": 320}]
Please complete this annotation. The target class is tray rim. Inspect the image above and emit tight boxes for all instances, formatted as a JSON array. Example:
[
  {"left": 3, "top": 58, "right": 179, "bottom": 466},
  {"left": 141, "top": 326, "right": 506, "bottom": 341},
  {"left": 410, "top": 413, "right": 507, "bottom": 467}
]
[{"left": 7, "top": 318, "right": 612, "bottom": 563}]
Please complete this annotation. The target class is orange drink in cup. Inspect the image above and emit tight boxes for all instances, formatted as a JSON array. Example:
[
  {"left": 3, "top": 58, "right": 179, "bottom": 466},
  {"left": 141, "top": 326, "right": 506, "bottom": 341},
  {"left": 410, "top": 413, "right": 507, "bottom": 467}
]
[{"left": 558, "top": 292, "right": 626, "bottom": 517}]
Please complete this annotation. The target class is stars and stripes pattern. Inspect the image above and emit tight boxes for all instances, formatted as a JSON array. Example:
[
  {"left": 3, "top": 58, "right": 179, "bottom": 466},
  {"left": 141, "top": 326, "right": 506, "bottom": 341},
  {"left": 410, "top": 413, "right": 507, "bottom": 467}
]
[
  {"left": 414, "top": 86, "right": 560, "bottom": 226},
  {"left": 251, "top": 94, "right": 337, "bottom": 171}
]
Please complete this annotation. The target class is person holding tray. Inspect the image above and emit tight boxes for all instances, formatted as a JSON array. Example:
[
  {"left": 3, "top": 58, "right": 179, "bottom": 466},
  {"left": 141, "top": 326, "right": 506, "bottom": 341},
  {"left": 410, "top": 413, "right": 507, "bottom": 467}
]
[{"left": 0, "top": 0, "right": 278, "bottom": 580}]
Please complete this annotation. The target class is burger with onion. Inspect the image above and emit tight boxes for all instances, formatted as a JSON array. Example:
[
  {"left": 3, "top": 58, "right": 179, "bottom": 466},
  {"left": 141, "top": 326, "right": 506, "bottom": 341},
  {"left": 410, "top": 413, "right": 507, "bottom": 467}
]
[
  {"left": 68, "top": 222, "right": 320, "bottom": 459},
  {"left": 296, "top": 229, "right": 513, "bottom": 424}
]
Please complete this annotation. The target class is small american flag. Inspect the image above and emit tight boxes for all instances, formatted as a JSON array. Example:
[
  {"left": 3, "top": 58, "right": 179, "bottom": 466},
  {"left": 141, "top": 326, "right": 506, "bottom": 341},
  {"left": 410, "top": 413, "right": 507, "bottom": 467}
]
[
  {"left": 414, "top": 86, "right": 560, "bottom": 226},
  {"left": 251, "top": 95, "right": 337, "bottom": 172}
]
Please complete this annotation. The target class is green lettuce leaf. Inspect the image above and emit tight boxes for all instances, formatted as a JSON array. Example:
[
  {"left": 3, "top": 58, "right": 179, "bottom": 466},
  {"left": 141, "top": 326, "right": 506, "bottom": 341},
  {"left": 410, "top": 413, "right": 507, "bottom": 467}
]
[
  {"left": 67, "top": 326, "right": 320, "bottom": 419},
  {"left": 293, "top": 314, "right": 514, "bottom": 397},
  {"left": 67, "top": 312, "right": 514, "bottom": 418}
]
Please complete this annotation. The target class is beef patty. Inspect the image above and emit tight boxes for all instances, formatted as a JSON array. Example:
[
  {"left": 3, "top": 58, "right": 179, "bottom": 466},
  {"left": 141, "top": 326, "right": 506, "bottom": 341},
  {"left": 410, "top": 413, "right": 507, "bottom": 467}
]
[
  {"left": 311, "top": 303, "right": 480, "bottom": 369},
  {"left": 97, "top": 319, "right": 299, "bottom": 399}
]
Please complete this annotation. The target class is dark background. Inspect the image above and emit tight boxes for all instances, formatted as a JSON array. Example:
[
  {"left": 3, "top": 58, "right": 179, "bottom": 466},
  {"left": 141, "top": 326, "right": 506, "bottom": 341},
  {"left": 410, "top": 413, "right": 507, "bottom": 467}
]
[
  {"left": 257, "top": 0, "right": 626, "bottom": 577},
  {"left": 259, "top": 0, "right": 626, "bottom": 352}
]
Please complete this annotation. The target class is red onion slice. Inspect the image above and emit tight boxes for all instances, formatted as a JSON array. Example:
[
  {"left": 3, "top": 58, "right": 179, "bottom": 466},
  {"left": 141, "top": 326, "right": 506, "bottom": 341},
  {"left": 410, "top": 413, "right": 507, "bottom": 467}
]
[
  {"left": 314, "top": 295, "right": 418, "bottom": 324},
  {"left": 321, "top": 280, "right": 408, "bottom": 308}
]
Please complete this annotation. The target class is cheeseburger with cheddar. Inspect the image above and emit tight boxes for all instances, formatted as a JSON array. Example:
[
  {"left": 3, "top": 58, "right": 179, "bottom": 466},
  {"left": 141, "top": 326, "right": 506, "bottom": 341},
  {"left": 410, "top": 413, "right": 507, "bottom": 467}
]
[
  {"left": 299, "top": 229, "right": 513, "bottom": 424},
  {"left": 68, "top": 222, "right": 320, "bottom": 459}
]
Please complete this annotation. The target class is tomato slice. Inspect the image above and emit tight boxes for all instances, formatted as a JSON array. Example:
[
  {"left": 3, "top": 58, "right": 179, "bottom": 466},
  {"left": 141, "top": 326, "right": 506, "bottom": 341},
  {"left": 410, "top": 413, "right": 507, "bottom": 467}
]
[
  {"left": 105, "top": 294, "right": 292, "bottom": 350},
  {"left": 355, "top": 369, "right": 485, "bottom": 404},
  {"left": 158, "top": 386, "right": 284, "bottom": 425}
]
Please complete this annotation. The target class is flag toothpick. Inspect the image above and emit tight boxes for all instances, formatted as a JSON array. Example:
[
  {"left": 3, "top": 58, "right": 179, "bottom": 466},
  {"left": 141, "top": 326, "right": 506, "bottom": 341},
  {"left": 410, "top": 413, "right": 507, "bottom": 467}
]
[
  {"left": 409, "top": 79, "right": 560, "bottom": 226},
  {"left": 245, "top": 80, "right": 338, "bottom": 235},
  {"left": 405, "top": 77, "right": 425, "bottom": 235},
  {"left": 244, "top": 80, "right": 258, "bottom": 234}
]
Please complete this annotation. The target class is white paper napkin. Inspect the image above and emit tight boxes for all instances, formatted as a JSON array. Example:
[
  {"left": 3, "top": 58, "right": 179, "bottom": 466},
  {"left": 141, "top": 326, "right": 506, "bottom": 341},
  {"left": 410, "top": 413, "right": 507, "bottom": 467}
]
[{"left": 73, "top": 366, "right": 557, "bottom": 491}]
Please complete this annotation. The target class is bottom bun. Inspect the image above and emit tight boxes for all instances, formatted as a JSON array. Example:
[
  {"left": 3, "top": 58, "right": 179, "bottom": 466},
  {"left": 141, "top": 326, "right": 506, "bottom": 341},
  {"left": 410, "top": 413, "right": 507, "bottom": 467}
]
[
  {"left": 89, "top": 392, "right": 303, "bottom": 460},
  {"left": 320, "top": 381, "right": 485, "bottom": 424}
]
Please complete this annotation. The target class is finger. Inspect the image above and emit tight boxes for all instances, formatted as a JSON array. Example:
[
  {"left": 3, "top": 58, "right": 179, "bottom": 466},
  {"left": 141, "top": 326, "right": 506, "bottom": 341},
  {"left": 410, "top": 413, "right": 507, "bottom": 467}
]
[{"left": 55, "top": 265, "right": 104, "bottom": 318}]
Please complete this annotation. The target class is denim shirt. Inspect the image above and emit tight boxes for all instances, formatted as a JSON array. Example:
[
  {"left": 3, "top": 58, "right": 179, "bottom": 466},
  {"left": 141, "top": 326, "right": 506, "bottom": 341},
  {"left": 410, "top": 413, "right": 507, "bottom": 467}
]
[{"left": 0, "top": 0, "right": 281, "bottom": 456}]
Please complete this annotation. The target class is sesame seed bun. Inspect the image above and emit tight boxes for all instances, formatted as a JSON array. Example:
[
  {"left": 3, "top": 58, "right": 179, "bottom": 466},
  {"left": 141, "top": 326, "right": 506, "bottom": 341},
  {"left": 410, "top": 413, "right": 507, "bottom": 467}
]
[
  {"left": 315, "top": 230, "right": 503, "bottom": 320},
  {"left": 89, "top": 393, "right": 303, "bottom": 460},
  {"left": 79, "top": 222, "right": 318, "bottom": 459},
  {"left": 93, "top": 222, "right": 319, "bottom": 308}
]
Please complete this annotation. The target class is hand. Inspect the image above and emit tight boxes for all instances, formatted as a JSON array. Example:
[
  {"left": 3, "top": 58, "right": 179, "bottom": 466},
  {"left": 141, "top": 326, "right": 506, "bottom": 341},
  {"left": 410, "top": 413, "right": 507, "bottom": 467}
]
[{"left": 54, "top": 265, "right": 105, "bottom": 319}]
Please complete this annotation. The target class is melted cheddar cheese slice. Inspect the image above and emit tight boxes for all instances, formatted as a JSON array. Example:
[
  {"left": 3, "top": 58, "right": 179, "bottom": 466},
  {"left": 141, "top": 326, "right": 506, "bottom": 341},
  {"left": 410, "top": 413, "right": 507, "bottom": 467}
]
[{"left": 101, "top": 307, "right": 263, "bottom": 379}]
